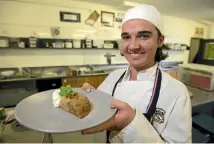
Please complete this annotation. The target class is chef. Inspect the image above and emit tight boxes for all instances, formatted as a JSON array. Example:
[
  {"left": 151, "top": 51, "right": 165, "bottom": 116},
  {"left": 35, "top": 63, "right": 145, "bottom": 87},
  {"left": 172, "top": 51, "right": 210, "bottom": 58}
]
[{"left": 81, "top": 4, "right": 192, "bottom": 143}]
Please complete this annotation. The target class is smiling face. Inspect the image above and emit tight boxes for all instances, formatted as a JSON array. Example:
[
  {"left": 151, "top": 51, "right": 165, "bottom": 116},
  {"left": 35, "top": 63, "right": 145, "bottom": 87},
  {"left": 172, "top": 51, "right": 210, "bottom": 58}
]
[{"left": 121, "top": 19, "right": 164, "bottom": 70}]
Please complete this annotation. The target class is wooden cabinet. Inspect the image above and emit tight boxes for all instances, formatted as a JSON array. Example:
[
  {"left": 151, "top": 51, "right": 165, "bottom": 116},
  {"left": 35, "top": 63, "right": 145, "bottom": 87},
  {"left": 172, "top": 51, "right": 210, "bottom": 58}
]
[
  {"left": 163, "top": 70, "right": 180, "bottom": 80},
  {"left": 61, "top": 70, "right": 180, "bottom": 89},
  {"left": 85, "top": 75, "right": 107, "bottom": 88},
  {"left": 61, "top": 75, "right": 108, "bottom": 88},
  {"left": 62, "top": 76, "right": 85, "bottom": 87}
]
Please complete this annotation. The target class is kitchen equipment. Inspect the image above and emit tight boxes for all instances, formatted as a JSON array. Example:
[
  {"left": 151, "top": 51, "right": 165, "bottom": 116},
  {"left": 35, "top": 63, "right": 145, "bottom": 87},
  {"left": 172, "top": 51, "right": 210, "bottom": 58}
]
[
  {"left": 29, "top": 37, "right": 37, "bottom": 48},
  {"left": 94, "top": 39, "right": 104, "bottom": 48},
  {"left": 0, "top": 80, "right": 38, "bottom": 107},
  {"left": 104, "top": 40, "right": 118, "bottom": 49},
  {"left": 85, "top": 39, "right": 93, "bottom": 48},
  {"left": 42, "top": 72, "right": 57, "bottom": 77},
  {"left": 159, "top": 61, "right": 183, "bottom": 68},
  {"left": 104, "top": 52, "right": 115, "bottom": 65},
  {"left": 52, "top": 40, "right": 65, "bottom": 48},
  {"left": 18, "top": 41, "right": 25, "bottom": 48},
  {"left": 9, "top": 37, "right": 19, "bottom": 48},
  {"left": 104, "top": 40, "right": 114, "bottom": 49},
  {"left": 73, "top": 39, "right": 81, "bottom": 48},
  {"left": 1, "top": 70, "right": 15, "bottom": 77},
  {"left": 179, "top": 63, "right": 214, "bottom": 91},
  {"left": 0, "top": 36, "right": 9, "bottom": 48},
  {"left": 66, "top": 67, "right": 81, "bottom": 76},
  {"left": 189, "top": 38, "right": 214, "bottom": 66},
  {"left": 36, "top": 78, "right": 62, "bottom": 92},
  {"left": 65, "top": 39, "right": 72, "bottom": 48}
]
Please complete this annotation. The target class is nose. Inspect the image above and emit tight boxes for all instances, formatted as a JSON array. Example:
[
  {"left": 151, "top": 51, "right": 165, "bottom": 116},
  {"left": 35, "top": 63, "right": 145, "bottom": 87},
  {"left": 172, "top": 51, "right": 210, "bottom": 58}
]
[{"left": 129, "top": 37, "right": 140, "bottom": 50}]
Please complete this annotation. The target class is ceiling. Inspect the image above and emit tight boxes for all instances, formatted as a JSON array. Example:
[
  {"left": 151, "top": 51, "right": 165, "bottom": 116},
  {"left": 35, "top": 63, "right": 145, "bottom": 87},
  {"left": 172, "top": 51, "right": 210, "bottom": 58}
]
[{"left": 79, "top": 0, "right": 214, "bottom": 23}]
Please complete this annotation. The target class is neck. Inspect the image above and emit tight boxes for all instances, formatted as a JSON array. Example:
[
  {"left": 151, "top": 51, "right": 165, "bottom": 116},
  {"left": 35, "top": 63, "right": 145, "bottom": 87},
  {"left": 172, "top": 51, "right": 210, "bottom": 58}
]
[{"left": 129, "top": 61, "right": 156, "bottom": 81}]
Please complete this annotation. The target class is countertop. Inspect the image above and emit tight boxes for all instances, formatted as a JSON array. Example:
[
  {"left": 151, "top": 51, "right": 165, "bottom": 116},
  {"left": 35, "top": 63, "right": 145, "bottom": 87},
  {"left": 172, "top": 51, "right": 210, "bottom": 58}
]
[
  {"left": 0, "top": 64, "right": 127, "bottom": 83},
  {"left": 0, "top": 63, "right": 180, "bottom": 83},
  {"left": 0, "top": 73, "right": 109, "bottom": 83},
  {"left": 187, "top": 85, "right": 214, "bottom": 106}
]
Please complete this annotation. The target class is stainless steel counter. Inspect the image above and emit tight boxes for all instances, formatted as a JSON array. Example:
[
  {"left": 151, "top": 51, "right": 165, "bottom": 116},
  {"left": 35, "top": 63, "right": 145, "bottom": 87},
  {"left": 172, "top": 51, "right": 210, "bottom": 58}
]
[
  {"left": 0, "top": 73, "right": 109, "bottom": 83},
  {"left": 0, "top": 63, "right": 182, "bottom": 83},
  {"left": 0, "top": 64, "right": 128, "bottom": 83}
]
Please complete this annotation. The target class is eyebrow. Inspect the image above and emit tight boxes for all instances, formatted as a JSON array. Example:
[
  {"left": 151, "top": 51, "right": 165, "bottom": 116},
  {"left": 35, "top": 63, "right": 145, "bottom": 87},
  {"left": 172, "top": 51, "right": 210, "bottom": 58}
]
[
  {"left": 137, "top": 31, "right": 152, "bottom": 35},
  {"left": 121, "top": 30, "right": 152, "bottom": 37}
]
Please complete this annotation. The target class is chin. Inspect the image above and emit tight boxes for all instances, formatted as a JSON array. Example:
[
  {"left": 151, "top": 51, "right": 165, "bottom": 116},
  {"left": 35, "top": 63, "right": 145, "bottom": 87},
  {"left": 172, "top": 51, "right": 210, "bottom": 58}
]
[
  {"left": 130, "top": 63, "right": 146, "bottom": 68},
  {"left": 126, "top": 56, "right": 144, "bottom": 65},
  {"left": 127, "top": 58, "right": 154, "bottom": 70},
  {"left": 128, "top": 60, "right": 146, "bottom": 68}
]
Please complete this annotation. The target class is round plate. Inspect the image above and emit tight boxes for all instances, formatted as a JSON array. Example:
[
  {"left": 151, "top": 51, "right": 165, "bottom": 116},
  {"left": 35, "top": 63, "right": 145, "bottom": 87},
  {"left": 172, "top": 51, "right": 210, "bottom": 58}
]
[{"left": 14, "top": 88, "right": 117, "bottom": 133}]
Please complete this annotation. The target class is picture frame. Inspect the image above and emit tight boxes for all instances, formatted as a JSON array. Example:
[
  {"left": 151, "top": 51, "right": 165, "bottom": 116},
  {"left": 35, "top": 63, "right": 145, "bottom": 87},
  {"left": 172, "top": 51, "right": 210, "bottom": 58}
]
[
  {"left": 85, "top": 10, "right": 100, "bottom": 26},
  {"left": 101, "top": 11, "right": 115, "bottom": 27},
  {"left": 60, "top": 11, "right": 81, "bottom": 23}
]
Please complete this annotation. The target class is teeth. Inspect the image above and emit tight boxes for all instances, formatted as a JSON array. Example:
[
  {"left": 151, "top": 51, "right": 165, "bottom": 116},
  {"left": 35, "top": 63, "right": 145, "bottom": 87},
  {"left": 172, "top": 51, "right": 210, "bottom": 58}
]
[{"left": 131, "top": 54, "right": 141, "bottom": 57}]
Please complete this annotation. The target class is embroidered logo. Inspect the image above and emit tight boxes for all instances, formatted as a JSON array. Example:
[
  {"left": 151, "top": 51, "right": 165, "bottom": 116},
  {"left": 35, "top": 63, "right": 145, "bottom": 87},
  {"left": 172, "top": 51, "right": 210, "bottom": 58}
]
[{"left": 151, "top": 108, "right": 166, "bottom": 124}]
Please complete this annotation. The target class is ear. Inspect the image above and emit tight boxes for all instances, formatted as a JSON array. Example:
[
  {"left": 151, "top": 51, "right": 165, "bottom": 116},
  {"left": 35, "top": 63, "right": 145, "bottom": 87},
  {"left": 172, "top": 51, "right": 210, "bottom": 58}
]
[{"left": 158, "top": 35, "right": 165, "bottom": 48}]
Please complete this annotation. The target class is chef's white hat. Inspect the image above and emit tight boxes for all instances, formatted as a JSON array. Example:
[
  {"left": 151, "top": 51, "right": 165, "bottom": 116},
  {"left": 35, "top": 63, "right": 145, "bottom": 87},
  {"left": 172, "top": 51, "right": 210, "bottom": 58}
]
[{"left": 122, "top": 5, "right": 164, "bottom": 33}]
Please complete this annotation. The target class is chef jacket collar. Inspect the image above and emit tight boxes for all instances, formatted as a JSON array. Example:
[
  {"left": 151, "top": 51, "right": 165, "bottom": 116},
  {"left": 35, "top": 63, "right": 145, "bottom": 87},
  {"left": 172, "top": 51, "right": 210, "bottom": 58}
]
[{"left": 123, "top": 63, "right": 158, "bottom": 81}]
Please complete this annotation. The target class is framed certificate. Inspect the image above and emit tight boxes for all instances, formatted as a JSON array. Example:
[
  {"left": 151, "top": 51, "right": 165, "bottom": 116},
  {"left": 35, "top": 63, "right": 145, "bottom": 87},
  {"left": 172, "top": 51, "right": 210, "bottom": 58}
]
[
  {"left": 60, "top": 11, "right": 81, "bottom": 23},
  {"left": 101, "top": 11, "right": 115, "bottom": 27}
]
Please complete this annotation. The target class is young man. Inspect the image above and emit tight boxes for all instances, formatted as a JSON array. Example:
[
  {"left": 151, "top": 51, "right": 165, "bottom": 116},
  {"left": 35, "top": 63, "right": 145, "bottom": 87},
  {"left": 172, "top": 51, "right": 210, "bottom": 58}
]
[{"left": 81, "top": 5, "right": 192, "bottom": 143}]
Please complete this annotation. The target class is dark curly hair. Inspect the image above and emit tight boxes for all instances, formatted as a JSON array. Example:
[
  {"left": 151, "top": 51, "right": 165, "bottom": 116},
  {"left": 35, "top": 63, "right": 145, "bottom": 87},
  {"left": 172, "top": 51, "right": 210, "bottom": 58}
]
[{"left": 155, "top": 27, "right": 168, "bottom": 62}]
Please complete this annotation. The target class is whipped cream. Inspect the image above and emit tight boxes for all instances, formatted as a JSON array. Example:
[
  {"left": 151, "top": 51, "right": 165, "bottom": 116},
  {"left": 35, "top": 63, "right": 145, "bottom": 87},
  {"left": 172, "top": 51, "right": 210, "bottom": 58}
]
[{"left": 52, "top": 89, "right": 61, "bottom": 107}]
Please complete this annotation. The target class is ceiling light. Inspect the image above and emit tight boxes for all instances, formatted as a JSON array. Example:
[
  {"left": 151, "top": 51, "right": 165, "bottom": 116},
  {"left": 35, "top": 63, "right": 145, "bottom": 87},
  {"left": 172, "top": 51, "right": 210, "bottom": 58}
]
[{"left": 124, "top": 0, "right": 143, "bottom": 7}]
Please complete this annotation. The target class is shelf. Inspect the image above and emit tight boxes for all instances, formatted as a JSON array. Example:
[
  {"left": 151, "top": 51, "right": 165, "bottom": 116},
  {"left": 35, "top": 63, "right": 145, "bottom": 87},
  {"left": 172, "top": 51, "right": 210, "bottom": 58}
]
[
  {"left": 0, "top": 47, "right": 119, "bottom": 50},
  {"left": 163, "top": 49, "right": 186, "bottom": 52},
  {"left": 0, "top": 48, "right": 186, "bottom": 51}
]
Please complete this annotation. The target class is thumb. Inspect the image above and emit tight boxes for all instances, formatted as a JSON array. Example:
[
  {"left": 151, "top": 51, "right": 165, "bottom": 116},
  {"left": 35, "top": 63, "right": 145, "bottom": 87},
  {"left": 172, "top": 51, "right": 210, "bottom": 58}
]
[{"left": 110, "top": 99, "right": 126, "bottom": 110}]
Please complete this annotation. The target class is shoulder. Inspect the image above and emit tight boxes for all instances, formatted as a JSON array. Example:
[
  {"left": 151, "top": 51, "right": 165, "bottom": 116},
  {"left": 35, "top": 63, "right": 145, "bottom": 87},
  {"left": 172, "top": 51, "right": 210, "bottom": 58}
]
[
  {"left": 160, "top": 70, "right": 190, "bottom": 104},
  {"left": 161, "top": 70, "right": 188, "bottom": 94},
  {"left": 97, "top": 68, "right": 126, "bottom": 94},
  {"left": 108, "top": 68, "right": 126, "bottom": 78}
]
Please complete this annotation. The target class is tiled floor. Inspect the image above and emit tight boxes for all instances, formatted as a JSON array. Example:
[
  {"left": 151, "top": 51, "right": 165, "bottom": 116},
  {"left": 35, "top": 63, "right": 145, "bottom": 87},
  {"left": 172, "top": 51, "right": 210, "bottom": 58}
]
[{"left": 0, "top": 122, "right": 106, "bottom": 143}]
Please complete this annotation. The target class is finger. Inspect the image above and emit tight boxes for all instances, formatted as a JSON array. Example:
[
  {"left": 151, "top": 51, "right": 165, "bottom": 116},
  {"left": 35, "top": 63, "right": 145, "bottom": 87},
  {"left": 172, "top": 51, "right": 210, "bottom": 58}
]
[
  {"left": 108, "top": 126, "right": 121, "bottom": 131},
  {"left": 110, "top": 99, "right": 126, "bottom": 109},
  {"left": 82, "top": 118, "right": 114, "bottom": 135},
  {"left": 86, "top": 88, "right": 91, "bottom": 93},
  {"left": 82, "top": 83, "right": 92, "bottom": 89},
  {"left": 82, "top": 125, "right": 104, "bottom": 135},
  {"left": 82, "top": 83, "right": 95, "bottom": 93}
]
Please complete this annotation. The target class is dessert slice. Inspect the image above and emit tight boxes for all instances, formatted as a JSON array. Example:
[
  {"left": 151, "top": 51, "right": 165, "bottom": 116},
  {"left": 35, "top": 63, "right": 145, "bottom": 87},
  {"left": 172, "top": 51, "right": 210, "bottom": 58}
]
[{"left": 59, "top": 85, "right": 92, "bottom": 118}]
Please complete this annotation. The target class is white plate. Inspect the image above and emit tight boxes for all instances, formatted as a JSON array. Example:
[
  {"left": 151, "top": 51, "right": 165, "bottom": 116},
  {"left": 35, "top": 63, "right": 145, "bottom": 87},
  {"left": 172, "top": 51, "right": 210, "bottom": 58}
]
[{"left": 14, "top": 88, "right": 117, "bottom": 133}]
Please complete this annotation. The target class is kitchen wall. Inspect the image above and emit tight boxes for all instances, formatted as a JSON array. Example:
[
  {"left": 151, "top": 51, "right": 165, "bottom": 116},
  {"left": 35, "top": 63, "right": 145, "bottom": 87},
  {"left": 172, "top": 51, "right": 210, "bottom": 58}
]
[
  {"left": 0, "top": 0, "right": 210, "bottom": 68},
  {"left": 208, "top": 24, "right": 214, "bottom": 39}
]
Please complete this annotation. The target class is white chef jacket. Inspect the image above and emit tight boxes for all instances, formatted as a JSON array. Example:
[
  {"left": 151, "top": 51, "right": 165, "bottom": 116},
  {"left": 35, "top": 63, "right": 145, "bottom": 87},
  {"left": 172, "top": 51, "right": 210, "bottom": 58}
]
[{"left": 97, "top": 64, "right": 192, "bottom": 143}]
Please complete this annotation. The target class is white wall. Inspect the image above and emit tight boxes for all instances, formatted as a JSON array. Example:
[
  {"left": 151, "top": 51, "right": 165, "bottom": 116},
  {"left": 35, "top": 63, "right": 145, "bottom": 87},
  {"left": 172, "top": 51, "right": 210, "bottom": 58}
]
[
  {"left": 208, "top": 24, "right": 214, "bottom": 39},
  {"left": 0, "top": 0, "right": 210, "bottom": 68},
  {"left": 163, "top": 15, "right": 209, "bottom": 44}
]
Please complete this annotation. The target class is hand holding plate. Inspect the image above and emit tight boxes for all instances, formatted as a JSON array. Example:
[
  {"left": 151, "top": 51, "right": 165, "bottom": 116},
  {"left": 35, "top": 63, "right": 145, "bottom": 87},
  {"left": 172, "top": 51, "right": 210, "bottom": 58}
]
[{"left": 81, "top": 99, "right": 136, "bottom": 134}]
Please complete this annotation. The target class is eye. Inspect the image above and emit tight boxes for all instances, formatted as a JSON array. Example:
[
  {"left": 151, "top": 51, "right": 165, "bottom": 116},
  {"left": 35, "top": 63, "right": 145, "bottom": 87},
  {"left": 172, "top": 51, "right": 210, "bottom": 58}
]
[
  {"left": 138, "top": 34, "right": 150, "bottom": 40},
  {"left": 121, "top": 35, "right": 130, "bottom": 40}
]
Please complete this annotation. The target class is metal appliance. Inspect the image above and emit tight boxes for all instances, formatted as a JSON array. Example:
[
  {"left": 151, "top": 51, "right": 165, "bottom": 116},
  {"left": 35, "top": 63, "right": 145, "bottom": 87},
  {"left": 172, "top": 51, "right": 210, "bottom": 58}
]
[
  {"left": 189, "top": 38, "right": 214, "bottom": 66},
  {"left": 104, "top": 40, "right": 118, "bottom": 49},
  {"left": 179, "top": 63, "right": 214, "bottom": 91},
  {"left": 85, "top": 39, "right": 93, "bottom": 48},
  {"left": 0, "top": 36, "right": 9, "bottom": 48}
]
